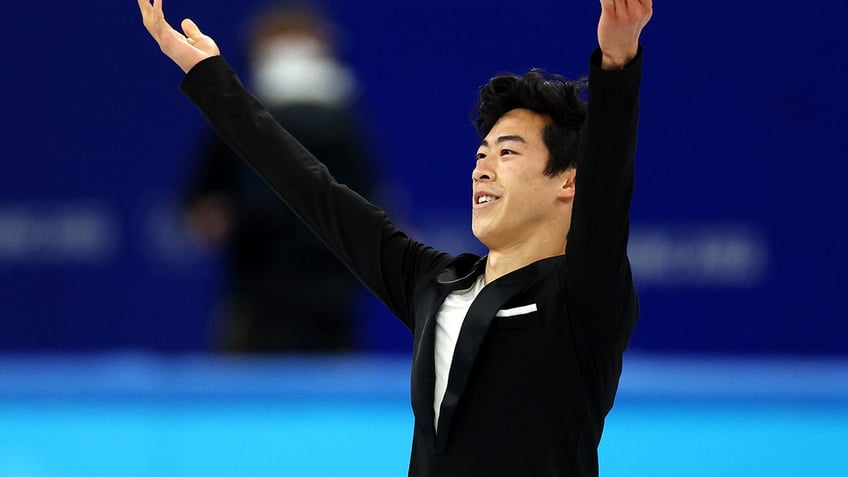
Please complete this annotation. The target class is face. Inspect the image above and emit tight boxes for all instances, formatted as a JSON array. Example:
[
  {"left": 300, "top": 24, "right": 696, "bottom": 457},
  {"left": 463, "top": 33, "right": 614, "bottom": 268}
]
[{"left": 472, "top": 108, "right": 575, "bottom": 251}]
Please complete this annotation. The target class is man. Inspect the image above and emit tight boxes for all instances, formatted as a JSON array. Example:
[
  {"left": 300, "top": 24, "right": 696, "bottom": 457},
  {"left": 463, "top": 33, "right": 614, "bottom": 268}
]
[{"left": 138, "top": 0, "right": 652, "bottom": 475}]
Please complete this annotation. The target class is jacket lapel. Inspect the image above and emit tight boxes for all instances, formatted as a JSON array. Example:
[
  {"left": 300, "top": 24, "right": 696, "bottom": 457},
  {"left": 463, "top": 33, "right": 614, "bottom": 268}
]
[
  {"left": 410, "top": 254, "right": 483, "bottom": 452},
  {"left": 409, "top": 284, "right": 445, "bottom": 451},
  {"left": 434, "top": 258, "right": 558, "bottom": 453}
]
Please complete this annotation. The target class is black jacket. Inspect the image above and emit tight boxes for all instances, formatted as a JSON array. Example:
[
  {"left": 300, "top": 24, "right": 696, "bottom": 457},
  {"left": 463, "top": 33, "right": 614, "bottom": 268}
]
[{"left": 181, "top": 47, "right": 642, "bottom": 476}]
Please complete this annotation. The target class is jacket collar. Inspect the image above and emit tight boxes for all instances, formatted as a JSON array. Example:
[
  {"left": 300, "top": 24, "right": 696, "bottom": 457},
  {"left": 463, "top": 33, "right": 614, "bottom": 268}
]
[
  {"left": 412, "top": 254, "right": 563, "bottom": 454},
  {"left": 435, "top": 253, "right": 487, "bottom": 289}
]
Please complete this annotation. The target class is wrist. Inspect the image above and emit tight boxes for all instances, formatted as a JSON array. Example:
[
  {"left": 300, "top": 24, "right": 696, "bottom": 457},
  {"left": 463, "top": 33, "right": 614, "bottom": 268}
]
[{"left": 600, "top": 49, "right": 637, "bottom": 70}]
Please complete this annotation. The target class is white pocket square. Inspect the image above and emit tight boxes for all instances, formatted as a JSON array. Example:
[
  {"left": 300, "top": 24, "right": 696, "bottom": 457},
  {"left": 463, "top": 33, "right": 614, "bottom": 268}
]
[{"left": 495, "top": 304, "right": 538, "bottom": 317}]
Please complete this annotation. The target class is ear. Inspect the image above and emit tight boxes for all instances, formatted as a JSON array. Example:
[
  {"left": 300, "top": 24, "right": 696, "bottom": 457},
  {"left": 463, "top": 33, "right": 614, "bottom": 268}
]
[{"left": 555, "top": 168, "right": 576, "bottom": 202}]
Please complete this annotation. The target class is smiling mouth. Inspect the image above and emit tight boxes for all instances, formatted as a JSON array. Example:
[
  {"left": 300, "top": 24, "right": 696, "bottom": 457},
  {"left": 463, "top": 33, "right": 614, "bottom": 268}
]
[{"left": 474, "top": 194, "right": 501, "bottom": 207}]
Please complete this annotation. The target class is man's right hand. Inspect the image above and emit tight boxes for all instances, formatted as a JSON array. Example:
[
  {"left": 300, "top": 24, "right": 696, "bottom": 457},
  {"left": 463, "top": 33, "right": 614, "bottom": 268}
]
[
  {"left": 597, "top": 0, "right": 652, "bottom": 70},
  {"left": 137, "top": 0, "right": 220, "bottom": 73}
]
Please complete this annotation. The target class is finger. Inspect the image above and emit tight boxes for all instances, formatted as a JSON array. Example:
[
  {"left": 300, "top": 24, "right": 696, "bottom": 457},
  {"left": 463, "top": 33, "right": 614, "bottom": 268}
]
[
  {"left": 181, "top": 18, "right": 202, "bottom": 41},
  {"left": 137, "top": 0, "right": 153, "bottom": 25},
  {"left": 138, "top": 0, "right": 168, "bottom": 36}
]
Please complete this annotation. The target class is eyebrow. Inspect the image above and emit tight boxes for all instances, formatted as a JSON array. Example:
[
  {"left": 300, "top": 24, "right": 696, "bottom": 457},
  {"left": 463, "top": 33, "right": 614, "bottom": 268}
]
[{"left": 479, "top": 135, "right": 527, "bottom": 148}]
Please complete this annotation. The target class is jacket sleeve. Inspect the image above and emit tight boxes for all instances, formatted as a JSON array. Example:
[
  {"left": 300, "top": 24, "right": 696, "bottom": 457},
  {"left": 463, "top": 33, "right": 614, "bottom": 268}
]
[
  {"left": 179, "top": 56, "right": 450, "bottom": 328},
  {"left": 565, "top": 48, "right": 642, "bottom": 341}
]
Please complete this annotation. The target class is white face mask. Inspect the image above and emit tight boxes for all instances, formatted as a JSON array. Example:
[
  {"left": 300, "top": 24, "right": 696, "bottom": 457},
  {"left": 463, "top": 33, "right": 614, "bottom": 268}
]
[{"left": 251, "top": 36, "right": 356, "bottom": 107}]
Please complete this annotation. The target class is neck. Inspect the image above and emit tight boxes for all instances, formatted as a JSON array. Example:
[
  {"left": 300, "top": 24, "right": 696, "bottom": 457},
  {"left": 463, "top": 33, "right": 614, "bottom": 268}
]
[{"left": 484, "top": 237, "right": 566, "bottom": 284}]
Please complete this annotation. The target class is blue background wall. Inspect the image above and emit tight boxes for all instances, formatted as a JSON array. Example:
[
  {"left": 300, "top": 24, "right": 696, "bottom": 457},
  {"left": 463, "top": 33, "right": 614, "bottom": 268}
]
[{"left": 1, "top": 0, "right": 846, "bottom": 354}]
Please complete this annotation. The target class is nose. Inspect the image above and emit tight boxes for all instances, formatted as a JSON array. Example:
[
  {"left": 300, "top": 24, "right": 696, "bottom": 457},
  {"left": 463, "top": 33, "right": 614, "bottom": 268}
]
[{"left": 472, "top": 159, "right": 495, "bottom": 182}]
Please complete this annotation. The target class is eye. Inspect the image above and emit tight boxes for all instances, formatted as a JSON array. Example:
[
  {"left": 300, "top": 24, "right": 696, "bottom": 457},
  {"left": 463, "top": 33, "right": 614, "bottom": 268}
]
[
  {"left": 476, "top": 152, "right": 486, "bottom": 160},
  {"left": 500, "top": 149, "right": 514, "bottom": 156}
]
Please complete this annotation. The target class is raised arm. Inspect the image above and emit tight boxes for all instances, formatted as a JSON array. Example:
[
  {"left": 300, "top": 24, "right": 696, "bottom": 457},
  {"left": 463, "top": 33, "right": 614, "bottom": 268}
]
[
  {"left": 566, "top": 0, "right": 652, "bottom": 339},
  {"left": 137, "top": 0, "right": 219, "bottom": 73},
  {"left": 137, "top": 1, "right": 452, "bottom": 328}
]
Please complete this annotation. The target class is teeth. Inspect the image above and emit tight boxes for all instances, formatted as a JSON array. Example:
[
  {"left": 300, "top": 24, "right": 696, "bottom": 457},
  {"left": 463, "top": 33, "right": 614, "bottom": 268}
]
[{"left": 477, "top": 195, "right": 496, "bottom": 204}]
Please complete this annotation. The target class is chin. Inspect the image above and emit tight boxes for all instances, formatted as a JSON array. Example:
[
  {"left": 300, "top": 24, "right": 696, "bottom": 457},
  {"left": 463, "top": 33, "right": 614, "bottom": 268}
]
[
  {"left": 471, "top": 221, "right": 484, "bottom": 241},
  {"left": 471, "top": 225, "right": 495, "bottom": 249}
]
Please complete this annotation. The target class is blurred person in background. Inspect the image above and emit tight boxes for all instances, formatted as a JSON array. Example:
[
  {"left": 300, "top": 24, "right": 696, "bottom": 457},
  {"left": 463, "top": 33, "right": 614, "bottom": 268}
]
[{"left": 184, "top": 2, "right": 374, "bottom": 353}]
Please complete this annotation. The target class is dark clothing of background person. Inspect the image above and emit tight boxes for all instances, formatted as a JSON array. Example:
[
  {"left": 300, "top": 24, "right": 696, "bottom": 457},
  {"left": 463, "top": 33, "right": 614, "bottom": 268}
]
[
  {"left": 185, "top": 103, "right": 373, "bottom": 352},
  {"left": 180, "top": 45, "right": 642, "bottom": 476}
]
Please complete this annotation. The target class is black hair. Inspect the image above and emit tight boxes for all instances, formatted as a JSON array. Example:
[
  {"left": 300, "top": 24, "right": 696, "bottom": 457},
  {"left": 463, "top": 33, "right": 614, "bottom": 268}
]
[{"left": 474, "top": 69, "right": 587, "bottom": 176}]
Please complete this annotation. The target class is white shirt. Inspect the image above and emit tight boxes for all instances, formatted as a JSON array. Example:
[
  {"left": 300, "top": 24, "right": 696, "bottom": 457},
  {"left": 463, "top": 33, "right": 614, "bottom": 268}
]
[{"left": 432, "top": 274, "right": 486, "bottom": 430}]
